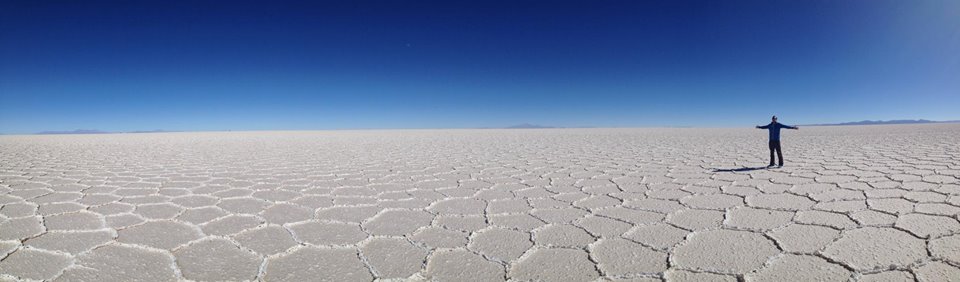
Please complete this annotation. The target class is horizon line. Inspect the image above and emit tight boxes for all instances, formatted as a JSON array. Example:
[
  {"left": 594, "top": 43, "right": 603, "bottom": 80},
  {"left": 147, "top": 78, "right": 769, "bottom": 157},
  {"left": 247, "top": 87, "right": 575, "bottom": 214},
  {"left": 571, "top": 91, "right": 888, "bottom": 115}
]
[{"left": 4, "top": 120, "right": 960, "bottom": 136}]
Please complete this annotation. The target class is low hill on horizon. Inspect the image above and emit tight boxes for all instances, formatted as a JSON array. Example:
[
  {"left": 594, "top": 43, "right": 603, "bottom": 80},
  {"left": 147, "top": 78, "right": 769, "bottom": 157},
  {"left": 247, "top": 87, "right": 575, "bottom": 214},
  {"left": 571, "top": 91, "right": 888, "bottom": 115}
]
[
  {"left": 36, "top": 129, "right": 110, "bottom": 135},
  {"left": 23, "top": 120, "right": 960, "bottom": 135},
  {"left": 805, "top": 119, "right": 960, "bottom": 126},
  {"left": 505, "top": 123, "right": 557, "bottom": 129},
  {"left": 35, "top": 129, "right": 171, "bottom": 135}
]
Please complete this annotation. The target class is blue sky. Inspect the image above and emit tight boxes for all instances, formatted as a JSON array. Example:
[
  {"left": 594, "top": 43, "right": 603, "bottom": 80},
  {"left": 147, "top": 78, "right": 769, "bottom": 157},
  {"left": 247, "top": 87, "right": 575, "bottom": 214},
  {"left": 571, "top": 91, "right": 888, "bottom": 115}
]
[{"left": 1, "top": 0, "right": 958, "bottom": 133}]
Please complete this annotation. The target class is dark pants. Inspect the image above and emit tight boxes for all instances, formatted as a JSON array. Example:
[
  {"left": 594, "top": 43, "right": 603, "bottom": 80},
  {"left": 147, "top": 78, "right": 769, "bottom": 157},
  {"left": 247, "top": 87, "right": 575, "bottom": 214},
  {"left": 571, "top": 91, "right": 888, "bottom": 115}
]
[{"left": 769, "top": 140, "right": 783, "bottom": 166}]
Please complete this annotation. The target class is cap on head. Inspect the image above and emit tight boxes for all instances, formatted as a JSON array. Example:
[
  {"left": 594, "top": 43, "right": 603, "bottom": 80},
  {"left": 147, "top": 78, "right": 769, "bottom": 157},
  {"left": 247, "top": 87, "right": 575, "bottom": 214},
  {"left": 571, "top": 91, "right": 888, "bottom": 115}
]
[{"left": 772, "top": 115, "right": 777, "bottom": 121}]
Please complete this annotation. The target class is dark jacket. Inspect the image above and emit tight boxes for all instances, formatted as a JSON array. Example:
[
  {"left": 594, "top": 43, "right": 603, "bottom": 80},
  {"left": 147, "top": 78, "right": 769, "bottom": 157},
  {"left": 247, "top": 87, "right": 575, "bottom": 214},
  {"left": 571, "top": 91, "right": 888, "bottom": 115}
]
[{"left": 757, "top": 122, "right": 797, "bottom": 141}]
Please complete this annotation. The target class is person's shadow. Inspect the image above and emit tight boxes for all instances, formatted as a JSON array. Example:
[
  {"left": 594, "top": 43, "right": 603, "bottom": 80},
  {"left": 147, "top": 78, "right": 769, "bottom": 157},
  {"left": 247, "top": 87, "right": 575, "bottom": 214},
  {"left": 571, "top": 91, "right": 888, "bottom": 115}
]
[{"left": 712, "top": 166, "right": 768, "bottom": 172}]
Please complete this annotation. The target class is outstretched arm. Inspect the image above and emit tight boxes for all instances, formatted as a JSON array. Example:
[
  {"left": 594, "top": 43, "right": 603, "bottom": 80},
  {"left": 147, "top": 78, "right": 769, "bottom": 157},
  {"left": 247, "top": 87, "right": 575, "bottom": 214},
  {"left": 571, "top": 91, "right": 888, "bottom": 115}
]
[
  {"left": 756, "top": 124, "right": 770, "bottom": 129},
  {"left": 784, "top": 124, "right": 799, "bottom": 130}
]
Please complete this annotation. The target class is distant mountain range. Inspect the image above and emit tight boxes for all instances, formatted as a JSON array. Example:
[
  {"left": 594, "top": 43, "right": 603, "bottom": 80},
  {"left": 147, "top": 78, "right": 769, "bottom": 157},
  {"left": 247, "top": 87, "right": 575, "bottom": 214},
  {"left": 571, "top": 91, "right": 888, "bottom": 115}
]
[
  {"left": 502, "top": 120, "right": 960, "bottom": 128},
  {"left": 36, "top": 129, "right": 110, "bottom": 135},
  {"left": 505, "top": 123, "right": 557, "bottom": 129},
  {"left": 34, "top": 126, "right": 572, "bottom": 134},
  {"left": 805, "top": 119, "right": 960, "bottom": 126},
  {"left": 25, "top": 120, "right": 959, "bottom": 134},
  {"left": 35, "top": 129, "right": 171, "bottom": 135}
]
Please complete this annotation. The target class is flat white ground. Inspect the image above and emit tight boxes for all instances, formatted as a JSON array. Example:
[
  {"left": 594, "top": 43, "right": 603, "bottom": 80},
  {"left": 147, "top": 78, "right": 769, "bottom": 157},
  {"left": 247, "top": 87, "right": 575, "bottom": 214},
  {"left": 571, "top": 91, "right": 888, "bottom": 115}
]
[{"left": 1, "top": 124, "right": 959, "bottom": 281}]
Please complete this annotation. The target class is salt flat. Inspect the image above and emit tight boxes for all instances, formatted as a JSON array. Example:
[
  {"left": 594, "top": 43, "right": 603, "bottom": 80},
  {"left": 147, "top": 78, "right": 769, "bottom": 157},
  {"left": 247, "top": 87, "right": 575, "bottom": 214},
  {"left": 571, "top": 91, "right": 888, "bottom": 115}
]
[{"left": 1, "top": 124, "right": 959, "bottom": 281}]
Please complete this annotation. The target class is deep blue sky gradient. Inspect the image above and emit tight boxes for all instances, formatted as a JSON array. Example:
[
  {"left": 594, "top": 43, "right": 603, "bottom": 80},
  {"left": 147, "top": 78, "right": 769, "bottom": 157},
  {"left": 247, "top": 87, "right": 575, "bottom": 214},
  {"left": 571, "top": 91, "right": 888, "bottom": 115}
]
[{"left": 1, "top": 0, "right": 958, "bottom": 133}]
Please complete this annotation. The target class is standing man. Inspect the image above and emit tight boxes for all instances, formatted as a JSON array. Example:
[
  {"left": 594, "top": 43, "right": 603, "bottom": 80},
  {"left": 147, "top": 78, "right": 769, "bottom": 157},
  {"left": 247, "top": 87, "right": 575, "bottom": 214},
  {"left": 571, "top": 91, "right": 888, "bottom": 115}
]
[{"left": 756, "top": 116, "right": 798, "bottom": 167}]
